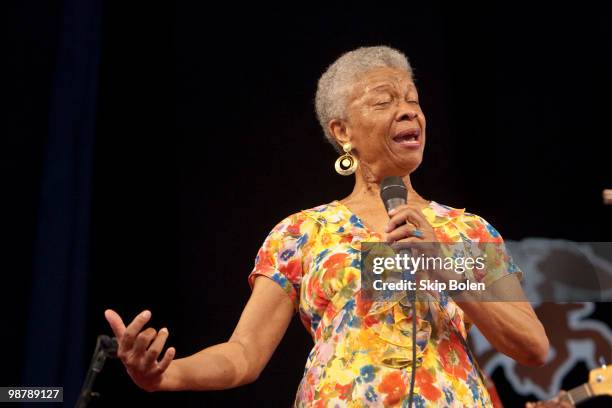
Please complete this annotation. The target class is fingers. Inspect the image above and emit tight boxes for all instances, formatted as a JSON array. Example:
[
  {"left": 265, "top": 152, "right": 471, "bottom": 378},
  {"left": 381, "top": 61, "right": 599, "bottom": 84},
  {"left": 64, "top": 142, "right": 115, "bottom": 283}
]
[
  {"left": 133, "top": 327, "right": 157, "bottom": 356},
  {"left": 387, "top": 224, "right": 423, "bottom": 243},
  {"left": 143, "top": 327, "right": 169, "bottom": 367},
  {"left": 385, "top": 204, "right": 434, "bottom": 244},
  {"left": 107, "top": 309, "right": 176, "bottom": 389},
  {"left": 389, "top": 240, "right": 420, "bottom": 258},
  {"left": 386, "top": 206, "right": 426, "bottom": 233},
  {"left": 390, "top": 239, "right": 429, "bottom": 255},
  {"left": 121, "top": 310, "right": 152, "bottom": 351},
  {"left": 105, "top": 309, "right": 127, "bottom": 339},
  {"left": 156, "top": 346, "right": 176, "bottom": 373}
]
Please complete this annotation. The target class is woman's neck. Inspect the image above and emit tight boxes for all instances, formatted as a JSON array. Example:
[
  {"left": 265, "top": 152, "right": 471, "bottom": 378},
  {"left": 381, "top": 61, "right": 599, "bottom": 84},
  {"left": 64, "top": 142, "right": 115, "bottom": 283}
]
[{"left": 341, "top": 167, "right": 428, "bottom": 209}]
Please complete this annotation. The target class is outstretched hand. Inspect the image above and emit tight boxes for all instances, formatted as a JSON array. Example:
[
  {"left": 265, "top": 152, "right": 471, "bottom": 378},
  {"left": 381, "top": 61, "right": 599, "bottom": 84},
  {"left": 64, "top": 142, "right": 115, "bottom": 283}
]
[{"left": 104, "top": 309, "right": 176, "bottom": 392}]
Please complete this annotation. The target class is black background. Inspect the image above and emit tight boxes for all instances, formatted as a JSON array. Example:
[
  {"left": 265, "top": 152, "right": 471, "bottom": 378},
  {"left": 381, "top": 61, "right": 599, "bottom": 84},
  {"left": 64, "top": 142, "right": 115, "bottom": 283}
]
[{"left": 5, "top": 1, "right": 611, "bottom": 407}]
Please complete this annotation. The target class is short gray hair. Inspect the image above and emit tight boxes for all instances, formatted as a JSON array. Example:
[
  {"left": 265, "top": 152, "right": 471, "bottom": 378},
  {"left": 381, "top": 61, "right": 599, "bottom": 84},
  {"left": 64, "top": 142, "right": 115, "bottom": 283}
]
[{"left": 315, "top": 46, "right": 413, "bottom": 151}]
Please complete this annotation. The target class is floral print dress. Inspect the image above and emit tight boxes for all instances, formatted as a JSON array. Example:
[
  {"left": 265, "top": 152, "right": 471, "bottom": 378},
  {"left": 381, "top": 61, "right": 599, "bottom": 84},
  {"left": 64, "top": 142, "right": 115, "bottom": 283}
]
[{"left": 248, "top": 200, "right": 521, "bottom": 407}]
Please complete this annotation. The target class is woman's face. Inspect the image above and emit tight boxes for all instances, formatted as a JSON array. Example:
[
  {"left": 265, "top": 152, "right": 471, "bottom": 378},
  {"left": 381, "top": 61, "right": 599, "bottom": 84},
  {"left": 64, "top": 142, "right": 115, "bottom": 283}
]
[{"left": 334, "top": 66, "right": 426, "bottom": 178}]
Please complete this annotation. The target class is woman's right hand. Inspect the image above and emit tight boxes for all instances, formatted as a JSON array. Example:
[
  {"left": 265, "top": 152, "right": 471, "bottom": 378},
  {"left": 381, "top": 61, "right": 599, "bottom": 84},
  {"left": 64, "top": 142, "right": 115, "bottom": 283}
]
[{"left": 104, "top": 309, "right": 176, "bottom": 392}]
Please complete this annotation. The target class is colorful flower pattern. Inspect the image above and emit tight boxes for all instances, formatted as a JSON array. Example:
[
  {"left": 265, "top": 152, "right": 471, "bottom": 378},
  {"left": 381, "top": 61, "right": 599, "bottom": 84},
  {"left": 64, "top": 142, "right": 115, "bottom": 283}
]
[{"left": 248, "top": 200, "right": 521, "bottom": 407}]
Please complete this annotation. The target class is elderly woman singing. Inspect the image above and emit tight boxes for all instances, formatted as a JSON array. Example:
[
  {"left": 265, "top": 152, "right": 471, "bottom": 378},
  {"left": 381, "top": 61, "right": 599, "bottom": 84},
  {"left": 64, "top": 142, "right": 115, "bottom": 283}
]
[{"left": 105, "top": 46, "right": 549, "bottom": 407}]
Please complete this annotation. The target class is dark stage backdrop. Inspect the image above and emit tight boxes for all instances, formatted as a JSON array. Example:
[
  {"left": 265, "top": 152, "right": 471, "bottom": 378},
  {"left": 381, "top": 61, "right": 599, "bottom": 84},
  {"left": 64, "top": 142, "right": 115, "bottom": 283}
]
[{"left": 6, "top": 2, "right": 611, "bottom": 407}]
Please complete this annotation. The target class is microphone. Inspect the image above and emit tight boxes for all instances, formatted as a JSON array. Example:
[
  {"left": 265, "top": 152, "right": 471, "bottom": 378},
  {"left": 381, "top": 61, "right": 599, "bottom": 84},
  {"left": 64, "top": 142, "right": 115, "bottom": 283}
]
[
  {"left": 379, "top": 176, "right": 412, "bottom": 272},
  {"left": 380, "top": 176, "right": 407, "bottom": 213}
]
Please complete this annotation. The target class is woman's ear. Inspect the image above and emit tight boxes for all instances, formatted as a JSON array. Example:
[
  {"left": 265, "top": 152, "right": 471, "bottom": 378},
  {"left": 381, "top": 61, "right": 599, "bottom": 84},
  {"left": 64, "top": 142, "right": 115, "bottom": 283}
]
[{"left": 329, "top": 118, "right": 350, "bottom": 147}]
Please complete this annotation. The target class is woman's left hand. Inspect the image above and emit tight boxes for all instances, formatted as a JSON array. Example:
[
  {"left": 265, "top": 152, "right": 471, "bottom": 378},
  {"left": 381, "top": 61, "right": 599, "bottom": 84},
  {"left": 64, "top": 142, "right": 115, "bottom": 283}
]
[
  {"left": 385, "top": 203, "right": 456, "bottom": 286},
  {"left": 385, "top": 203, "right": 435, "bottom": 243}
]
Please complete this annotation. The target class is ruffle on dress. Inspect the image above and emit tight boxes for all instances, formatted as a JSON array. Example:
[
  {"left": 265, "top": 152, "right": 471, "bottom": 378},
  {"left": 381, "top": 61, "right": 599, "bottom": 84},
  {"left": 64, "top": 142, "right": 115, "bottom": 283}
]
[{"left": 303, "top": 200, "right": 468, "bottom": 369}]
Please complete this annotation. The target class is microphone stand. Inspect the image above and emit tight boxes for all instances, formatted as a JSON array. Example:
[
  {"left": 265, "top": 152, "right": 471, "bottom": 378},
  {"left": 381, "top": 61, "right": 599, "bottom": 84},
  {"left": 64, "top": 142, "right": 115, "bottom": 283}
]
[
  {"left": 75, "top": 335, "right": 118, "bottom": 408},
  {"left": 399, "top": 250, "right": 418, "bottom": 408},
  {"left": 381, "top": 176, "right": 418, "bottom": 407}
]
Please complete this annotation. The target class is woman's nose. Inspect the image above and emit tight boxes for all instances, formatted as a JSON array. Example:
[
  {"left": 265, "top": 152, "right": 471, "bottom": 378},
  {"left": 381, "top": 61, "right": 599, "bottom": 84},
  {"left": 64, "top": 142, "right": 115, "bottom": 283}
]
[{"left": 396, "top": 104, "right": 418, "bottom": 121}]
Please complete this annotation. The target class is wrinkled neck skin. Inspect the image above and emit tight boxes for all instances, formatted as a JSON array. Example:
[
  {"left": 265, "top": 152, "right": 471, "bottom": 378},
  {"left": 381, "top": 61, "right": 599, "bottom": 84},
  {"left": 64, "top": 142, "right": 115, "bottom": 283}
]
[{"left": 341, "top": 160, "right": 429, "bottom": 213}]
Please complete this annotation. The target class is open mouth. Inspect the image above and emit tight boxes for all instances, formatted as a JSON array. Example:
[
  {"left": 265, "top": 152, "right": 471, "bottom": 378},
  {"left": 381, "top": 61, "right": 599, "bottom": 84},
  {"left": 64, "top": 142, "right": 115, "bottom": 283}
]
[{"left": 392, "top": 128, "right": 421, "bottom": 148}]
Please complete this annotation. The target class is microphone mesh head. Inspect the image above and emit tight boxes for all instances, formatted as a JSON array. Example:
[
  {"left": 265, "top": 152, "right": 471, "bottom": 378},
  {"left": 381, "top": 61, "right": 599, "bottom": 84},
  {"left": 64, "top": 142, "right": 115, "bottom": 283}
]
[{"left": 380, "top": 176, "right": 408, "bottom": 203}]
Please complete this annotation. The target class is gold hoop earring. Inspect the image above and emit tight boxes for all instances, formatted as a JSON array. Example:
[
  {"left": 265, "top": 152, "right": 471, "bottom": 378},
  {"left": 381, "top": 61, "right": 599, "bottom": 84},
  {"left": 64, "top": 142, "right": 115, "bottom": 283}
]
[{"left": 334, "top": 142, "right": 358, "bottom": 176}]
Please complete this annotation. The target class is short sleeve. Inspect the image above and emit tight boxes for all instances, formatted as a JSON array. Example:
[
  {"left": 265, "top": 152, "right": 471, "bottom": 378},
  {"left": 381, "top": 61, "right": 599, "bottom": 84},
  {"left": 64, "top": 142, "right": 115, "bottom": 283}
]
[
  {"left": 248, "top": 213, "right": 307, "bottom": 312},
  {"left": 464, "top": 215, "right": 523, "bottom": 288}
]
